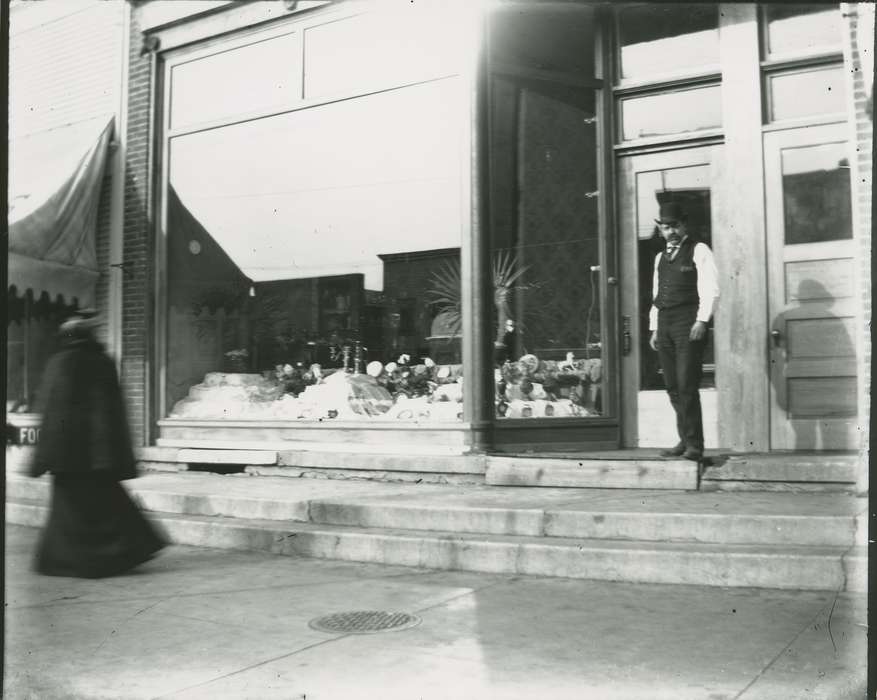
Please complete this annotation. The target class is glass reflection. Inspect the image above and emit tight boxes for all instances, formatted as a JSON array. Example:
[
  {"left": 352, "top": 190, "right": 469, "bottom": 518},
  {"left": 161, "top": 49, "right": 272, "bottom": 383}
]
[
  {"left": 165, "top": 78, "right": 466, "bottom": 422},
  {"left": 621, "top": 85, "right": 722, "bottom": 140},
  {"left": 618, "top": 3, "right": 718, "bottom": 80},
  {"left": 781, "top": 142, "right": 852, "bottom": 245},
  {"left": 489, "top": 3, "right": 604, "bottom": 420},
  {"left": 170, "top": 33, "right": 298, "bottom": 130},
  {"left": 768, "top": 65, "right": 845, "bottom": 122},
  {"left": 764, "top": 4, "right": 841, "bottom": 58}
]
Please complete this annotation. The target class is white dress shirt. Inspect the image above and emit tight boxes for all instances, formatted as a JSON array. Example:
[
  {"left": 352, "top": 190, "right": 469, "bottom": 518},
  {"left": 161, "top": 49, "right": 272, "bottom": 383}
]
[{"left": 649, "top": 238, "right": 719, "bottom": 331}]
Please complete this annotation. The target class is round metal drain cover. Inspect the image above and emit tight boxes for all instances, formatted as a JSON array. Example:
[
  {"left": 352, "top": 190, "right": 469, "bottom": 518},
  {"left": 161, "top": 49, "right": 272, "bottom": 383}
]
[{"left": 308, "top": 610, "right": 421, "bottom": 634}]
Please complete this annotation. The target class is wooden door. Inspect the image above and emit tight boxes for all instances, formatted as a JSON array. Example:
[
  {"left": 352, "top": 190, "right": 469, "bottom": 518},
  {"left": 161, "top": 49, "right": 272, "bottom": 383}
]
[
  {"left": 764, "top": 124, "right": 859, "bottom": 450},
  {"left": 617, "top": 145, "right": 722, "bottom": 448}
]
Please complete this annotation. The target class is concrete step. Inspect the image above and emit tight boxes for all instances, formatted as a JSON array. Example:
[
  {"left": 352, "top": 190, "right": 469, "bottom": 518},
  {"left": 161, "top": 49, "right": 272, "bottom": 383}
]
[
  {"left": 8, "top": 498, "right": 864, "bottom": 592},
  {"left": 701, "top": 453, "right": 860, "bottom": 492},
  {"left": 156, "top": 420, "right": 469, "bottom": 450},
  {"left": 142, "top": 446, "right": 692, "bottom": 489},
  {"left": 485, "top": 455, "right": 698, "bottom": 490},
  {"left": 9, "top": 475, "right": 863, "bottom": 547}
]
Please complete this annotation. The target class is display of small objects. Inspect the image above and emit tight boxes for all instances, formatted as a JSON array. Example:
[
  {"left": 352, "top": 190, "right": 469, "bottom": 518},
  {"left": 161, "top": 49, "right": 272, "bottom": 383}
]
[
  {"left": 495, "top": 352, "right": 601, "bottom": 418},
  {"left": 170, "top": 351, "right": 600, "bottom": 422}
]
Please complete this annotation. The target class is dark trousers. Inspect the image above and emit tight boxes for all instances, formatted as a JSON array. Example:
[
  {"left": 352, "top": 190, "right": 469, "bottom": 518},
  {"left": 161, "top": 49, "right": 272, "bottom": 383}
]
[{"left": 656, "top": 305, "right": 706, "bottom": 451}]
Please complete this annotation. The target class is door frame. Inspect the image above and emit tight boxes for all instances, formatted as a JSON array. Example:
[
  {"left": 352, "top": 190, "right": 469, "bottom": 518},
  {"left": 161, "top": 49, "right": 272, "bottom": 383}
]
[{"left": 617, "top": 144, "right": 723, "bottom": 448}]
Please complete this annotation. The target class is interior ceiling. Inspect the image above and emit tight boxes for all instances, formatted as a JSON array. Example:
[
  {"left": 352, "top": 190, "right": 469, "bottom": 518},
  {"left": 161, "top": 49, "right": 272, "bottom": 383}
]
[{"left": 490, "top": 2, "right": 595, "bottom": 77}]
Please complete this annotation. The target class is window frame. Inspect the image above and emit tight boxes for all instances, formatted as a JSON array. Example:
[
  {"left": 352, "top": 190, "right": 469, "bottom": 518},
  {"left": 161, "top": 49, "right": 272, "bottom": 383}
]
[
  {"left": 759, "top": 4, "right": 845, "bottom": 127},
  {"left": 611, "top": 4, "right": 724, "bottom": 150},
  {"left": 154, "top": 3, "right": 475, "bottom": 427}
]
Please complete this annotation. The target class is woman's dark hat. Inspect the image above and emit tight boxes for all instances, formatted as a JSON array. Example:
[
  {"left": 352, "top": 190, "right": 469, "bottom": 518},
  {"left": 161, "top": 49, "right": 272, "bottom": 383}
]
[
  {"left": 60, "top": 308, "right": 101, "bottom": 334},
  {"left": 655, "top": 201, "right": 688, "bottom": 224}
]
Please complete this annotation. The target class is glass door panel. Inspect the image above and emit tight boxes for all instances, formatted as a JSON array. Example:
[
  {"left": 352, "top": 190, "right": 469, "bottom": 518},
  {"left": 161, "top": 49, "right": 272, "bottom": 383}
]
[{"left": 487, "top": 2, "right": 606, "bottom": 421}]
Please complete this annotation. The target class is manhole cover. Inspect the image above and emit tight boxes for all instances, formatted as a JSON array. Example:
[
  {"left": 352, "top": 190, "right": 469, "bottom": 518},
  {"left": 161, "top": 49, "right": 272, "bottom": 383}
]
[{"left": 308, "top": 610, "right": 421, "bottom": 634}]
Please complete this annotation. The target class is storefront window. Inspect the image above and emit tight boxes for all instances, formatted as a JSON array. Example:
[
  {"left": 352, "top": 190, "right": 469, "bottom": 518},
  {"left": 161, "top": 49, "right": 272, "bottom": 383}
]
[
  {"left": 164, "top": 15, "right": 468, "bottom": 423},
  {"left": 764, "top": 4, "right": 841, "bottom": 59},
  {"left": 617, "top": 3, "right": 719, "bottom": 81},
  {"left": 620, "top": 85, "right": 722, "bottom": 140},
  {"left": 488, "top": 3, "right": 605, "bottom": 420},
  {"left": 170, "top": 32, "right": 299, "bottom": 130},
  {"left": 302, "top": 5, "right": 462, "bottom": 100},
  {"left": 766, "top": 64, "right": 845, "bottom": 122}
]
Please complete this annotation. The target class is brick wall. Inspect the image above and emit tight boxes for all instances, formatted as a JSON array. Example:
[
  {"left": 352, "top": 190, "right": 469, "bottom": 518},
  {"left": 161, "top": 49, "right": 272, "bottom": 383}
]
[
  {"left": 122, "top": 7, "right": 154, "bottom": 445},
  {"left": 849, "top": 7, "right": 872, "bottom": 460}
]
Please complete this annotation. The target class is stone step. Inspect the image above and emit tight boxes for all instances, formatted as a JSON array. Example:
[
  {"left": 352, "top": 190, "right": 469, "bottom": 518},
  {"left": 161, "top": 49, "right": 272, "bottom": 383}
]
[
  {"left": 9, "top": 475, "right": 864, "bottom": 548},
  {"left": 138, "top": 444, "right": 487, "bottom": 483},
  {"left": 8, "top": 498, "right": 864, "bottom": 592},
  {"left": 485, "top": 455, "right": 698, "bottom": 490},
  {"left": 701, "top": 453, "right": 860, "bottom": 493},
  {"left": 156, "top": 420, "right": 469, "bottom": 450}
]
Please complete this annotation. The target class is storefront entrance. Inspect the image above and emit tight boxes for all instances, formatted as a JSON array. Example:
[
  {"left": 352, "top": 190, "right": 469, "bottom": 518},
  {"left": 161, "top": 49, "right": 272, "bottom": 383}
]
[{"left": 617, "top": 145, "right": 721, "bottom": 449}]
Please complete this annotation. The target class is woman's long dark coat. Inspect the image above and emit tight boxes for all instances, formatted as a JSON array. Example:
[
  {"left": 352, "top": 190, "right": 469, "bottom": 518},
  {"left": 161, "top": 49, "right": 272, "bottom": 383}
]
[{"left": 31, "top": 337, "right": 137, "bottom": 480}]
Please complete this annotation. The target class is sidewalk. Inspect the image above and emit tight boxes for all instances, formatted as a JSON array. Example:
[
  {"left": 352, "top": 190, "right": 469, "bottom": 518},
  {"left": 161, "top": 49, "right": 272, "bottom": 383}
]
[{"left": 4, "top": 523, "right": 866, "bottom": 700}]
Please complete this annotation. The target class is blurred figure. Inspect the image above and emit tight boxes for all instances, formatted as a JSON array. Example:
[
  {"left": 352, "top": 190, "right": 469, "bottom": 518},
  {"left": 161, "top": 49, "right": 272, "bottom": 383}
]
[{"left": 29, "top": 309, "right": 166, "bottom": 577}]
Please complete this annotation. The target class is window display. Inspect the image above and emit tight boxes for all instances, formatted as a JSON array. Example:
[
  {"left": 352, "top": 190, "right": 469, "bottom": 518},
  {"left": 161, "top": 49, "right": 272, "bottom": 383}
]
[{"left": 165, "top": 68, "right": 467, "bottom": 422}]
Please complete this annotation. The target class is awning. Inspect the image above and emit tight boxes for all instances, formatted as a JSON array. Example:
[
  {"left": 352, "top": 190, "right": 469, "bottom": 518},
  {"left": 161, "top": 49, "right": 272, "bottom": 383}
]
[{"left": 8, "top": 115, "right": 114, "bottom": 307}]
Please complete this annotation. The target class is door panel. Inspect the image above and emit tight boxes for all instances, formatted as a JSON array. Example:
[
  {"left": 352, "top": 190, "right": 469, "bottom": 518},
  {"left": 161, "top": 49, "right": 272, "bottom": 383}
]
[
  {"left": 765, "top": 124, "right": 858, "bottom": 450},
  {"left": 618, "top": 146, "right": 721, "bottom": 448}
]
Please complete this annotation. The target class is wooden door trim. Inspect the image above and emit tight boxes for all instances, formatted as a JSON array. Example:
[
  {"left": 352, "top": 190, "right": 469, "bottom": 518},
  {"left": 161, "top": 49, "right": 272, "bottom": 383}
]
[{"left": 617, "top": 145, "right": 719, "bottom": 448}]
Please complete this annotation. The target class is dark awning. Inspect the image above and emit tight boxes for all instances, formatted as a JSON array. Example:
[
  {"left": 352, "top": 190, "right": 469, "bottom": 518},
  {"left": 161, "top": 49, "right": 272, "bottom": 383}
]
[{"left": 8, "top": 115, "right": 114, "bottom": 307}]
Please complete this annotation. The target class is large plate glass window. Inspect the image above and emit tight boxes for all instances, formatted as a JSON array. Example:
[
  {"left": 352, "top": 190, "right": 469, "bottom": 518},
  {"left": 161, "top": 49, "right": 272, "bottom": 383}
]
[
  {"left": 163, "top": 6, "right": 469, "bottom": 424},
  {"left": 487, "top": 2, "right": 606, "bottom": 420}
]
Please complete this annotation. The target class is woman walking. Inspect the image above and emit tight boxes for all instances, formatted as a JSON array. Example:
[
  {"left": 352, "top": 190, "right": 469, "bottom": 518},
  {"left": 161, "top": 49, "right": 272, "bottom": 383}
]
[{"left": 30, "top": 310, "right": 166, "bottom": 578}]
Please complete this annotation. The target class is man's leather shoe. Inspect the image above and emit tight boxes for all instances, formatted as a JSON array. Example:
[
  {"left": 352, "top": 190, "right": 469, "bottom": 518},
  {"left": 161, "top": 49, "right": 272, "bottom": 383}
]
[
  {"left": 659, "top": 443, "right": 686, "bottom": 457},
  {"left": 682, "top": 447, "right": 703, "bottom": 461}
]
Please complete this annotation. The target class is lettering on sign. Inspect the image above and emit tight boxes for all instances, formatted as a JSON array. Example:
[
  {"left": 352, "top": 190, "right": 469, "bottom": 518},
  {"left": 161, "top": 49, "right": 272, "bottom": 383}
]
[{"left": 7, "top": 425, "right": 41, "bottom": 445}]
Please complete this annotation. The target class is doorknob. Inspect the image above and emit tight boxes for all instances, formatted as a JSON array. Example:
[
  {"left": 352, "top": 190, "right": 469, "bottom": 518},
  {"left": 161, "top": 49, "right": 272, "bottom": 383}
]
[{"left": 771, "top": 329, "right": 781, "bottom": 346}]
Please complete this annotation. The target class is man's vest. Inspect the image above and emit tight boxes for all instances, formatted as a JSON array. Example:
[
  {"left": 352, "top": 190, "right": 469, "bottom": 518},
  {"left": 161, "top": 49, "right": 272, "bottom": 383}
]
[{"left": 655, "top": 239, "right": 699, "bottom": 310}]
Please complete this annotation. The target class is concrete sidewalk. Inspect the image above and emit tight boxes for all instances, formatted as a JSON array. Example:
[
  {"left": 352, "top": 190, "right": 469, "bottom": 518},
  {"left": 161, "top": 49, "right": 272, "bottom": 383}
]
[{"left": 4, "top": 524, "right": 866, "bottom": 700}]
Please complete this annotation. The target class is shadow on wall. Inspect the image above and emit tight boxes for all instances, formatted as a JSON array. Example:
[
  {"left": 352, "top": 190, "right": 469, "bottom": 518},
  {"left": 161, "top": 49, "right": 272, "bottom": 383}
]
[{"left": 769, "top": 278, "right": 855, "bottom": 450}]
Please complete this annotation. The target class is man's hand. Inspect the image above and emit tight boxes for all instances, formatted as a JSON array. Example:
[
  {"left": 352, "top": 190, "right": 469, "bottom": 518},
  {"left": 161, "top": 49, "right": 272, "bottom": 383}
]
[
  {"left": 649, "top": 330, "right": 658, "bottom": 351},
  {"left": 689, "top": 321, "right": 707, "bottom": 341}
]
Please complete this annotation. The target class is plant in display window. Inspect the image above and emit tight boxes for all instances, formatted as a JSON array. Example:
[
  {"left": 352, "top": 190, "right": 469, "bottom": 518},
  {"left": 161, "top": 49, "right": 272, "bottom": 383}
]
[{"left": 425, "top": 250, "right": 536, "bottom": 342}]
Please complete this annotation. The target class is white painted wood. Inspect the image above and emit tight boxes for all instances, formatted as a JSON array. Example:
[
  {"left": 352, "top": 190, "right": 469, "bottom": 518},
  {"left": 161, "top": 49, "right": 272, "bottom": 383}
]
[{"left": 764, "top": 123, "right": 859, "bottom": 450}]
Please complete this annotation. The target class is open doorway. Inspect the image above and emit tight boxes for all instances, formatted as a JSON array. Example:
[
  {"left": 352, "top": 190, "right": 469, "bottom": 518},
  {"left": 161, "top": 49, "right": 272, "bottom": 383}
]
[{"left": 618, "top": 147, "right": 720, "bottom": 449}]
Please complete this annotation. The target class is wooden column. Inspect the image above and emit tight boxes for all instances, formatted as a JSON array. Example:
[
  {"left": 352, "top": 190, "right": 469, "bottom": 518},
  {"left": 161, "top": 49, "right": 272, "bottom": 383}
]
[
  {"left": 716, "top": 4, "right": 770, "bottom": 452},
  {"left": 461, "top": 11, "right": 494, "bottom": 453}
]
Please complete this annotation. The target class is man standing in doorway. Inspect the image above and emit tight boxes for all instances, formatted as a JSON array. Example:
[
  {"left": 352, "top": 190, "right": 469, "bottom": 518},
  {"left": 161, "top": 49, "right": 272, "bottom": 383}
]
[{"left": 648, "top": 200, "right": 719, "bottom": 462}]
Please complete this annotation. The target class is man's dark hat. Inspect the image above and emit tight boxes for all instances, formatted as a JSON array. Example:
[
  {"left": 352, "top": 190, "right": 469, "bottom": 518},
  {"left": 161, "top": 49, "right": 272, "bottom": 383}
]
[{"left": 655, "top": 201, "right": 688, "bottom": 224}]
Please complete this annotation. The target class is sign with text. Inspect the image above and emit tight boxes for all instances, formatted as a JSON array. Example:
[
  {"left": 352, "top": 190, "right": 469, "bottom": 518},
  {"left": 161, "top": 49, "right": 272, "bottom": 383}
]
[{"left": 7, "top": 424, "right": 41, "bottom": 445}]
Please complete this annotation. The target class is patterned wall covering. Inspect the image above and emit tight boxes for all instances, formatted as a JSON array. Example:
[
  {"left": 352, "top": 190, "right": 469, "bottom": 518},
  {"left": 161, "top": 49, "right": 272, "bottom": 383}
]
[{"left": 515, "top": 85, "right": 600, "bottom": 358}]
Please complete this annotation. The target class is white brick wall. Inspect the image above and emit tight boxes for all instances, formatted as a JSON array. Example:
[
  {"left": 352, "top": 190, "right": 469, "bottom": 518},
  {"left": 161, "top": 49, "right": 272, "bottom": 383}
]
[{"left": 9, "top": 0, "right": 124, "bottom": 139}]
